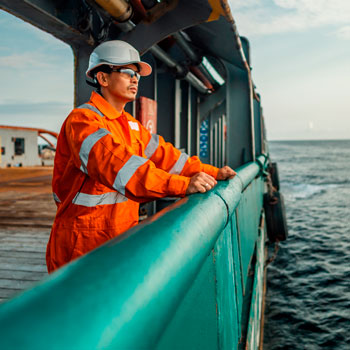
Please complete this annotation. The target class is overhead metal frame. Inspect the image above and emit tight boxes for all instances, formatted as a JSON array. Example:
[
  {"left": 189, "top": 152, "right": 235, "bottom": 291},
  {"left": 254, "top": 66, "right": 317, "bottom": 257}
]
[{"left": 0, "top": 0, "right": 260, "bottom": 169}]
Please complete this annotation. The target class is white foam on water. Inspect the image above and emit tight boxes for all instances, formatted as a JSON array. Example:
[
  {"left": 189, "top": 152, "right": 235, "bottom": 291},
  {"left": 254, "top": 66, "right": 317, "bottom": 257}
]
[{"left": 282, "top": 183, "right": 337, "bottom": 200}]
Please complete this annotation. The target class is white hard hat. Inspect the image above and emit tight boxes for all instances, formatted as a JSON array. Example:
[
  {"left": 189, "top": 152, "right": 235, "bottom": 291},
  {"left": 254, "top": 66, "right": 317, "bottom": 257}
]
[{"left": 86, "top": 40, "right": 152, "bottom": 82}]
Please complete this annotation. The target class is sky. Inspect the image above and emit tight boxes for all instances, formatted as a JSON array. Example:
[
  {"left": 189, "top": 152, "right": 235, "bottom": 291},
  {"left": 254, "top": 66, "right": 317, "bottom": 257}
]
[
  {"left": 0, "top": 10, "right": 74, "bottom": 136},
  {"left": 229, "top": 0, "right": 350, "bottom": 140},
  {"left": 0, "top": 1, "right": 349, "bottom": 141}
]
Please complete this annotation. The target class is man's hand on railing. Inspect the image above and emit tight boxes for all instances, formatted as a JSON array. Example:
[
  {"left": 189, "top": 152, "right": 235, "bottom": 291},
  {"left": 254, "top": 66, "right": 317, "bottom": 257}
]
[
  {"left": 217, "top": 166, "right": 237, "bottom": 180},
  {"left": 186, "top": 172, "right": 217, "bottom": 194},
  {"left": 186, "top": 166, "right": 236, "bottom": 195}
]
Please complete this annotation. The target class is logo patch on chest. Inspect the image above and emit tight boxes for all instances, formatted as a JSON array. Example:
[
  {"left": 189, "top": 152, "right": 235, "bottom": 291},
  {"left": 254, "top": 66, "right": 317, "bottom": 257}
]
[{"left": 128, "top": 121, "right": 139, "bottom": 131}]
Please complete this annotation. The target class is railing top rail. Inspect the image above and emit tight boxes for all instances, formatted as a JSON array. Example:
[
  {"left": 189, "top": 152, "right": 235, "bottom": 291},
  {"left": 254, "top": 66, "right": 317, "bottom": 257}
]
[{"left": 0, "top": 157, "right": 267, "bottom": 350}]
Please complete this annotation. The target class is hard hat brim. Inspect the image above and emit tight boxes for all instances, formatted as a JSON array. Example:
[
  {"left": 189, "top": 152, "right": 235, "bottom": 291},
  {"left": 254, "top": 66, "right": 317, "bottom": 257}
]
[{"left": 86, "top": 60, "right": 152, "bottom": 79}]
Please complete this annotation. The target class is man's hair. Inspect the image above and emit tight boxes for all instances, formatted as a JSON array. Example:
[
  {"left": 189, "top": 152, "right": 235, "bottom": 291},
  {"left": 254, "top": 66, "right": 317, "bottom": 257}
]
[
  {"left": 89, "top": 65, "right": 112, "bottom": 90},
  {"left": 88, "top": 63, "right": 141, "bottom": 91}
]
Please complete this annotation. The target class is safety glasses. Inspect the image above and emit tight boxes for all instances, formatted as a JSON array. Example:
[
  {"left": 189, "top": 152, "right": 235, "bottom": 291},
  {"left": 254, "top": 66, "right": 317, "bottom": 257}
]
[{"left": 111, "top": 67, "right": 140, "bottom": 80}]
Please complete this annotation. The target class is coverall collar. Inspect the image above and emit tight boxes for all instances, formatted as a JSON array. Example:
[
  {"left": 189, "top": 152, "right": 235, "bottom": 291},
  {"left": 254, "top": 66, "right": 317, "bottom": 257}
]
[{"left": 90, "top": 91, "right": 125, "bottom": 120}]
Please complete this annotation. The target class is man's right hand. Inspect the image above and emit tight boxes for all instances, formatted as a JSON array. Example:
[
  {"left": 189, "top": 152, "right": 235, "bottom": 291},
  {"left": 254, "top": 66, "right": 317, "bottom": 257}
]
[{"left": 186, "top": 172, "right": 217, "bottom": 195}]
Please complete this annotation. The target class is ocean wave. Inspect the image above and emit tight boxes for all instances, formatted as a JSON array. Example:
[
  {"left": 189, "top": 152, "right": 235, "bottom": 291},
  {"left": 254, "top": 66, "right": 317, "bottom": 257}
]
[
  {"left": 264, "top": 140, "right": 350, "bottom": 350},
  {"left": 281, "top": 183, "right": 336, "bottom": 200},
  {"left": 302, "top": 176, "right": 350, "bottom": 186}
]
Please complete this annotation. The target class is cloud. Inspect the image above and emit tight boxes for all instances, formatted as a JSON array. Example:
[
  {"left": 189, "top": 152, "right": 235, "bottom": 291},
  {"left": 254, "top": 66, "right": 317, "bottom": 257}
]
[
  {"left": 229, "top": 0, "right": 350, "bottom": 38},
  {"left": 0, "top": 52, "right": 57, "bottom": 69},
  {"left": 13, "top": 16, "right": 68, "bottom": 47},
  {"left": 336, "top": 25, "right": 350, "bottom": 40},
  {"left": 0, "top": 101, "right": 71, "bottom": 115}
]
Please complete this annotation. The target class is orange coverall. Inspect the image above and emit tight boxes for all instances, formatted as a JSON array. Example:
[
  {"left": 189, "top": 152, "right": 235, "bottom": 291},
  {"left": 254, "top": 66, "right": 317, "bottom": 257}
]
[{"left": 46, "top": 91, "right": 219, "bottom": 272}]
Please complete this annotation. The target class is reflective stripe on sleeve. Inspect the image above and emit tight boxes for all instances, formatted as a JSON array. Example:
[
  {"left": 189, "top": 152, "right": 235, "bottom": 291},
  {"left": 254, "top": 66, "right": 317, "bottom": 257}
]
[
  {"left": 77, "top": 103, "right": 105, "bottom": 118},
  {"left": 113, "top": 155, "right": 148, "bottom": 195},
  {"left": 169, "top": 153, "right": 189, "bottom": 175},
  {"left": 79, "top": 128, "right": 111, "bottom": 174},
  {"left": 72, "top": 192, "right": 127, "bottom": 207},
  {"left": 53, "top": 193, "right": 61, "bottom": 203},
  {"left": 144, "top": 134, "right": 159, "bottom": 159}
]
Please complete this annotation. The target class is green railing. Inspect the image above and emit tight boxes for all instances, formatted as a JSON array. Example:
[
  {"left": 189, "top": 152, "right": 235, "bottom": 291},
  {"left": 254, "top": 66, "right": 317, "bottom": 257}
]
[{"left": 0, "top": 156, "right": 267, "bottom": 350}]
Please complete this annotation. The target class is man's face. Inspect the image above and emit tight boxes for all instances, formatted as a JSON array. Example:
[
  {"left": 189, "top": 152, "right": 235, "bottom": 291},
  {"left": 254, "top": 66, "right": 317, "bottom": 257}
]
[{"left": 99, "top": 64, "right": 139, "bottom": 104}]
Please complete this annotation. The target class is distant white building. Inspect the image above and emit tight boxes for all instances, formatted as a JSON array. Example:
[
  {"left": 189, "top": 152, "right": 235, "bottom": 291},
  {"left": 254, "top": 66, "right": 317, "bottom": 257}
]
[{"left": 0, "top": 126, "right": 57, "bottom": 168}]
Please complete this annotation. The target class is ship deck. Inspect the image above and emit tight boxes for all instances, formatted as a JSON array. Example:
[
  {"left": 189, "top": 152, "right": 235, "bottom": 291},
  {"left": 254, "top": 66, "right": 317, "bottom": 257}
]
[{"left": 0, "top": 167, "right": 55, "bottom": 303}]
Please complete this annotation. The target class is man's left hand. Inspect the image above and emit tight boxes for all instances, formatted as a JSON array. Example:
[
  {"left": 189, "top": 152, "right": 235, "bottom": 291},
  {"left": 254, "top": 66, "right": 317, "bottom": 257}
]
[{"left": 217, "top": 166, "right": 236, "bottom": 180}]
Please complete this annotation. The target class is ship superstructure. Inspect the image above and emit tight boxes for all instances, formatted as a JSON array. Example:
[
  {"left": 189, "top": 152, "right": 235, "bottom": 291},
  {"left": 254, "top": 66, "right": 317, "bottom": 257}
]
[{"left": 0, "top": 1, "right": 288, "bottom": 349}]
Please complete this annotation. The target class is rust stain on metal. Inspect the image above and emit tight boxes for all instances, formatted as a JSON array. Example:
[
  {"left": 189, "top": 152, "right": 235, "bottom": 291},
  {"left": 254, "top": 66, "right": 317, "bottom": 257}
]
[
  {"left": 253, "top": 91, "right": 260, "bottom": 102},
  {"left": 219, "top": 0, "right": 234, "bottom": 23}
]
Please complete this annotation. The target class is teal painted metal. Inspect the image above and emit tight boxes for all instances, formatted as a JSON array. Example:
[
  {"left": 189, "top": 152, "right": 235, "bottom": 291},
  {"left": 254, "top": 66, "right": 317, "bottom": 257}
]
[
  {"left": 155, "top": 252, "right": 218, "bottom": 350},
  {"left": 0, "top": 158, "right": 268, "bottom": 349},
  {"left": 253, "top": 98, "right": 262, "bottom": 156},
  {"left": 230, "top": 214, "right": 244, "bottom": 339},
  {"left": 237, "top": 179, "right": 264, "bottom": 292},
  {"left": 214, "top": 225, "right": 240, "bottom": 348},
  {"left": 224, "top": 62, "right": 253, "bottom": 168},
  {"left": 246, "top": 216, "right": 266, "bottom": 350}
]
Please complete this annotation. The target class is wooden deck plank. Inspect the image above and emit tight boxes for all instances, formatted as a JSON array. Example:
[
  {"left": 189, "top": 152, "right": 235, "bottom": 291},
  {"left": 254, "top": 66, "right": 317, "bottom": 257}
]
[
  {"left": 0, "top": 235, "right": 48, "bottom": 241},
  {"left": 0, "top": 240, "right": 49, "bottom": 247},
  {"left": 0, "top": 237, "right": 48, "bottom": 244},
  {"left": 0, "top": 270, "right": 47, "bottom": 281},
  {"left": 0, "top": 250, "right": 45, "bottom": 259},
  {"left": 0, "top": 289, "right": 22, "bottom": 299},
  {"left": 0, "top": 256, "right": 46, "bottom": 264},
  {"left": 0, "top": 279, "right": 37, "bottom": 289},
  {"left": 0, "top": 245, "right": 46, "bottom": 253},
  {"left": 0, "top": 223, "right": 52, "bottom": 228},
  {"left": 0, "top": 263, "right": 47, "bottom": 273},
  {"left": 0, "top": 167, "right": 54, "bottom": 302},
  {"left": 0, "top": 256, "right": 45, "bottom": 264},
  {"left": 0, "top": 232, "right": 50, "bottom": 238},
  {"left": 0, "top": 241, "right": 48, "bottom": 248},
  {"left": 0, "top": 235, "right": 49, "bottom": 241}
]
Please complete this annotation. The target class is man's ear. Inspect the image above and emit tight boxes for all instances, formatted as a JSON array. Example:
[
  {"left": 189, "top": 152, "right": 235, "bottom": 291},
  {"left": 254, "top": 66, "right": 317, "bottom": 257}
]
[{"left": 96, "top": 71, "right": 108, "bottom": 87}]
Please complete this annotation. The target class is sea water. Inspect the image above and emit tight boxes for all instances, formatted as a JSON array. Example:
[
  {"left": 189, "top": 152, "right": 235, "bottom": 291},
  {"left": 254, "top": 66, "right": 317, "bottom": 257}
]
[{"left": 263, "top": 140, "right": 350, "bottom": 349}]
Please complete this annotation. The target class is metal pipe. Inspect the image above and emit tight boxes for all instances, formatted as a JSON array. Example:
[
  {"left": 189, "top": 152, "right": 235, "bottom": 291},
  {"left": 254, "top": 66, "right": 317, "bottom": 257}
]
[
  {"left": 114, "top": 20, "right": 136, "bottom": 32},
  {"left": 173, "top": 32, "right": 217, "bottom": 86},
  {"left": 149, "top": 45, "right": 183, "bottom": 71},
  {"left": 93, "top": 0, "right": 135, "bottom": 32},
  {"left": 94, "top": 0, "right": 132, "bottom": 22},
  {"left": 185, "top": 72, "right": 210, "bottom": 94},
  {"left": 149, "top": 45, "right": 210, "bottom": 94},
  {"left": 189, "top": 66, "right": 214, "bottom": 91},
  {"left": 173, "top": 31, "right": 225, "bottom": 88},
  {"left": 172, "top": 32, "right": 200, "bottom": 64}
]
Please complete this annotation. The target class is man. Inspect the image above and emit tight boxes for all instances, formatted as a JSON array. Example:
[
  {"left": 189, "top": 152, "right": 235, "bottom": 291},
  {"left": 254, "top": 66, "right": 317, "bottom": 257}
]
[{"left": 46, "top": 40, "right": 236, "bottom": 273}]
